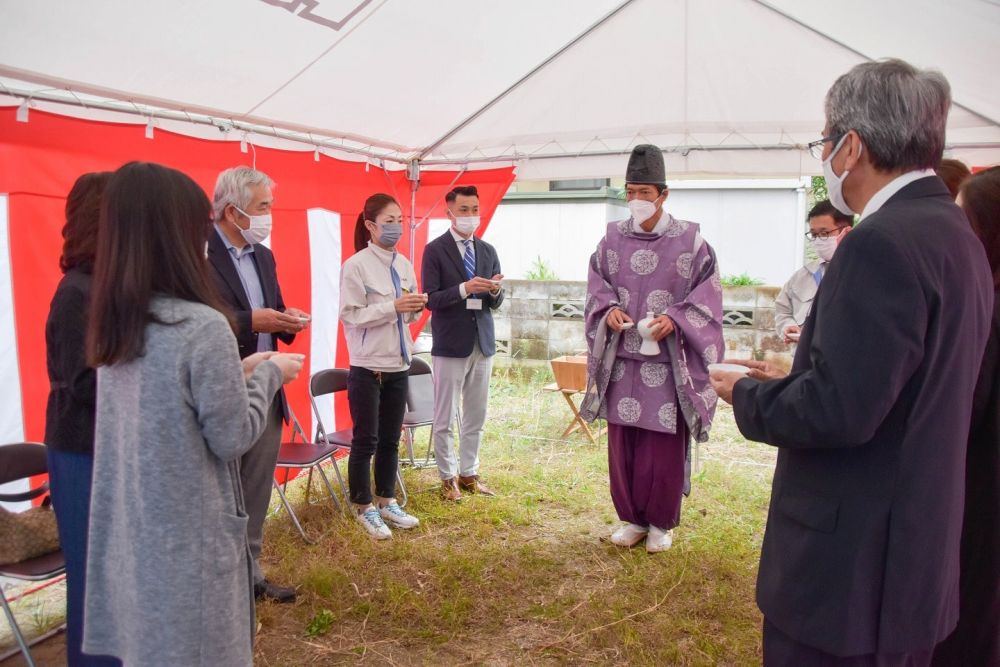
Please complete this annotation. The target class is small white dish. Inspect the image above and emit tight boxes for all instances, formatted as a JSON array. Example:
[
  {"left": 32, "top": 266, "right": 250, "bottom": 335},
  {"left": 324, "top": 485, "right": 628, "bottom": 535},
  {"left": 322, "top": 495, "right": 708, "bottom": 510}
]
[{"left": 707, "top": 363, "right": 750, "bottom": 375}]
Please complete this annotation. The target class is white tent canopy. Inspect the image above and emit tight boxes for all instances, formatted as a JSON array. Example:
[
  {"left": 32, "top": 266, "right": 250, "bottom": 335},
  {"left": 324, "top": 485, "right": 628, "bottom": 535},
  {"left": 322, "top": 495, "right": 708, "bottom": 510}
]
[{"left": 1, "top": 0, "right": 998, "bottom": 179}]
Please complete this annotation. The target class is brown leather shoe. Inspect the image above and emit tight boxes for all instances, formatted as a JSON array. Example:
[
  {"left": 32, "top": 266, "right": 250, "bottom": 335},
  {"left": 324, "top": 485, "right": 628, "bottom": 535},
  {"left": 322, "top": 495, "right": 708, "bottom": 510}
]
[
  {"left": 441, "top": 478, "right": 462, "bottom": 501},
  {"left": 458, "top": 475, "right": 496, "bottom": 496}
]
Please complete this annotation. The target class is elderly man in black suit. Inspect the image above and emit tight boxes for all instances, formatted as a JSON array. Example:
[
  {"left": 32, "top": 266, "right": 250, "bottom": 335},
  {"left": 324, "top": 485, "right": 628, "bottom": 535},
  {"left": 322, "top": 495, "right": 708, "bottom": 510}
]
[
  {"left": 710, "top": 59, "right": 994, "bottom": 666},
  {"left": 422, "top": 186, "right": 504, "bottom": 501},
  {"left": 208, "top": 166, "right": 308, "bottom": 603}
]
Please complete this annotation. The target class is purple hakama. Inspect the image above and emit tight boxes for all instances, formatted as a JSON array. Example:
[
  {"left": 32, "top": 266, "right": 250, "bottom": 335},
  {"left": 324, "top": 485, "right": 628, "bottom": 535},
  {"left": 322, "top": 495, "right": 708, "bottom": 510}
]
[{"left": 581, "top": 215, "right": 724, "bottom": 530}]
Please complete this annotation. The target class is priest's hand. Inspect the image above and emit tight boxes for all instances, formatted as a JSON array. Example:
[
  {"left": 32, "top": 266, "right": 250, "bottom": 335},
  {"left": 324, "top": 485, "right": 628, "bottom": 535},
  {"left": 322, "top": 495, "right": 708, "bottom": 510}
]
[
  {"left": 650, "top": 315, "right": 675, "bottom": 341},
  {"left": 723, "top": 358, "right": 788, "bottom": 381},
  {"left": 607, "top": 308, "right": 634, "bottom": 332}
]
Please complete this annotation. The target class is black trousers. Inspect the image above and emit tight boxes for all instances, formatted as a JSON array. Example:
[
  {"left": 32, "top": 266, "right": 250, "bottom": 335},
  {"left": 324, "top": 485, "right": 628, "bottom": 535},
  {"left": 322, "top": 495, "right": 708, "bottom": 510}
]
[
  {"left": 346, "top": 366, "right": 408, "bottom": 505},
  {"left": 763, "top": 619, "right": 934, "bottom": 667}
]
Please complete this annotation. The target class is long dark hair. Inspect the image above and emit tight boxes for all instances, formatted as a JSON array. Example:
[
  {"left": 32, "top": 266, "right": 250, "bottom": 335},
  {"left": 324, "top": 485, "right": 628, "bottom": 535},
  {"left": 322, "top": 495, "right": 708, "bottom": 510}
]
[
  {"left": 87, "top": 162, "right": 231, "bottom": 366},
  {"left": 354, "top": 193, "right": 400, "bottom": 252},
  {"left": 961, "top": 166, "right": 1000, "bottom": 289},
  {"left": 60, "top": 172, "right": 112, "bottom": 274}
]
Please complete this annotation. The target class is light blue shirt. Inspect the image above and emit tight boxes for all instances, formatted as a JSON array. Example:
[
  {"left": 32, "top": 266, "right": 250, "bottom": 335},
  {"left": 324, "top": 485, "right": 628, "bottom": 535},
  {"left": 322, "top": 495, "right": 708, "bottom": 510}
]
[{"left": 215, "top": 226, "right": 272, "bottom": 353}]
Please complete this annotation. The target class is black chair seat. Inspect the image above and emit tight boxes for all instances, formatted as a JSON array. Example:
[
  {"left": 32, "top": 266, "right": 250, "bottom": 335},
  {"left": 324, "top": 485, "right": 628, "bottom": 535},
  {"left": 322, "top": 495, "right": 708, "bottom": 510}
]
[
  {"left": 0, "top": 549, "right": 65, "bottom": 581},
  {"left": 402, "top": 413, "right": 433, "bottom": 428},
  {"left": 275, "top": 441, "right": 341, "bottom": 467},
  {"left": 319, "top": 428, "right": 353, "bottom": 448}
]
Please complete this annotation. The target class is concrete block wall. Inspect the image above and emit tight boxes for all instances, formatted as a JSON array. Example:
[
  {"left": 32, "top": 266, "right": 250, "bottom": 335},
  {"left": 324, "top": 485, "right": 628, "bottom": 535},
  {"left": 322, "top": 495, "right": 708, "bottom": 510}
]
[{"left": 487, "top": 281, "right": 794, "bottom": 367}]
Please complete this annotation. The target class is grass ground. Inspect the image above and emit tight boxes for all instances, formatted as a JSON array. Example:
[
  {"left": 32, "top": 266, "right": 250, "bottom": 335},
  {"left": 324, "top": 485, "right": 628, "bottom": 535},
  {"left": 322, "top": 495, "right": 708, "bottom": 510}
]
[
  {"left": 252, "top": 367, "right": 776, "bottom": 666},
  {"left": 1, "top": 367, "right": 776, "bottom": 666}
]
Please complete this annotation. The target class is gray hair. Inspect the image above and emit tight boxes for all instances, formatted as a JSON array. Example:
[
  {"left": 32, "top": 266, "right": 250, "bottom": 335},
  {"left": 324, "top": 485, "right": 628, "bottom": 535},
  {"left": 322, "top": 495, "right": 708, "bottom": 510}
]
[
  {"left": 825, "top": 59, "right": 951, "bottom": 172},
  {"left": 212, "top": 166, "right": 275, "bottom": 221}
]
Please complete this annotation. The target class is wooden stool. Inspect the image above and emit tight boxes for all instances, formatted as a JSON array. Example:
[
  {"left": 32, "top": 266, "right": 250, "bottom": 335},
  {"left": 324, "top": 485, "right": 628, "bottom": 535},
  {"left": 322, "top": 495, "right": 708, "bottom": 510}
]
[{"left": 543, "top": 383, "right": 606, "bottom": 444}]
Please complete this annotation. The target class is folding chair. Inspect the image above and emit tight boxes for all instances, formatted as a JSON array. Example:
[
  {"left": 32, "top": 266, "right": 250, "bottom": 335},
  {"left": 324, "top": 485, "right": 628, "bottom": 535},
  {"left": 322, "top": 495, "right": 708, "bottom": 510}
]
[
  {"left": 401, "top": 356, "right": 436, "bottom": 468},
  {"left": 308, "top": 369, "right": 408, "bottom": 508},
  {"left": 271, "top": 404, "right": 343, "bottom": 543},
  {"left": 0, "top": 442, "right": 65, "bottom": 667}
]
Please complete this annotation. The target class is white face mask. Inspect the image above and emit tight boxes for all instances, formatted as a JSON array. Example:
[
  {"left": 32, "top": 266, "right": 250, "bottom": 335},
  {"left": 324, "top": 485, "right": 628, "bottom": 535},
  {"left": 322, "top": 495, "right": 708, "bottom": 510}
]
[
  {"left": 628, "top": 198, "right": 658, "bottom": 225},
  {"left": 811, "top": 236, "right": 839, "bottom": 262},
  {"left": 234, "top": 206, "right": 272, "bottom": 245},
  {"left": 822, "top": 134, "right": 859, "bottom": 216},
  {"left": 454, "top": 215, "right": 480, "bottom": 236}
]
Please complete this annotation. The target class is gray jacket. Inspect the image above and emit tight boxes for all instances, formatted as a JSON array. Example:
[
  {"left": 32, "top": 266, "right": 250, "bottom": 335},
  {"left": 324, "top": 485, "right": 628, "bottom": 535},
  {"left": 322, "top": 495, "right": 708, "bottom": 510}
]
[
  {"left": 83, "top": 298, "right": 282, "bottom": 666},
  {"left": 774, "top": 260, "right": 824, "bottom": 337}
]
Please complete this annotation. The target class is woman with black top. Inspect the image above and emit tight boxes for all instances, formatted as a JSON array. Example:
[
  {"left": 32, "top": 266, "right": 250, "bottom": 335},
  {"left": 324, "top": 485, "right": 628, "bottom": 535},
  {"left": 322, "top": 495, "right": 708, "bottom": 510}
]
[{"left": 43, "top": 172, "right": 120, "bottom": 666}]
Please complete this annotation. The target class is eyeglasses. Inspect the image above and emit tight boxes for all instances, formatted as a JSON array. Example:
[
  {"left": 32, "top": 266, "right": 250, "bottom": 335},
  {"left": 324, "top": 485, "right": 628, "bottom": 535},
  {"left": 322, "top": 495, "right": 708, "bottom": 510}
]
[
  {"left": 807, "top": 133, "right": 844, "bottom": 160},
  {"left": 804, "top": 228, "right": 846, "bottom": 241}
]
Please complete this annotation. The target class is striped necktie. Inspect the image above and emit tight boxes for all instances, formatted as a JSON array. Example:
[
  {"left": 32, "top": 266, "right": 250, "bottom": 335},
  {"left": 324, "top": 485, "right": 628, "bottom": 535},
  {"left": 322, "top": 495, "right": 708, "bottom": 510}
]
[
  {"left": 462, "top": 239, "right": 476, "bottom": 281},
  {"left": 389, "top": 253, "right": 410, "bottom": 364}
]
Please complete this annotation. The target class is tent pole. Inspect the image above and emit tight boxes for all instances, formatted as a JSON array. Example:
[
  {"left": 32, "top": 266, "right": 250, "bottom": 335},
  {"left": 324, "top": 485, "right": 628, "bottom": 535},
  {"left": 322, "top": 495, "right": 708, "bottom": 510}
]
[{"left": 407, "top": 160, "right": 420, "bottom": 261}]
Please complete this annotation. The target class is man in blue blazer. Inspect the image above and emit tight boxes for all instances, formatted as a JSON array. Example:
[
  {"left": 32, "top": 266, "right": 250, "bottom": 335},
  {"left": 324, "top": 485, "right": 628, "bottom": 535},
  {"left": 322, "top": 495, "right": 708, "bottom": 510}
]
[
  {"left": 711, "top": 60, "right": 993, "bottom": 666},
  {"left": 422, "top": 186, "right": 504, "bottom": 500},
  {"left": 208, "top": 166, "right": 308, "bottom": 603}
]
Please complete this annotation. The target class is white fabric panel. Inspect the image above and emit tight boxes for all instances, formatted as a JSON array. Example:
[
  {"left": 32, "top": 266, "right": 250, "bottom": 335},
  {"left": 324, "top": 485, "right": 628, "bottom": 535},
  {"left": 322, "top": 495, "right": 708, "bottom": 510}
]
[
  {"left": 483, "top": 180, "right": 807, "bottom": 285},
  {"left": 0, "top": 0, "right": 997, "bottom": 176},
  {"left": 0, "top": 195, "right": 29, "bottom": 510},
  {"left": 767, "top": 0, "right": 1000, "bottom": 126},
  {"left": 0, "top": 195, "right": 25, "bottom": 444},
  {"left": 306, "top": 208, "right": 342, "bottom": 437}
]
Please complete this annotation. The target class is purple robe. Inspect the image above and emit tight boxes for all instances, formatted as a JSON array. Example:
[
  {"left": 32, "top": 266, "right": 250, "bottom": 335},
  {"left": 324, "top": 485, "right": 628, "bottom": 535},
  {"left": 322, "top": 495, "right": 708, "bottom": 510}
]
[{"left": 581, "top": 215, "right": 724, "bottom": 441}]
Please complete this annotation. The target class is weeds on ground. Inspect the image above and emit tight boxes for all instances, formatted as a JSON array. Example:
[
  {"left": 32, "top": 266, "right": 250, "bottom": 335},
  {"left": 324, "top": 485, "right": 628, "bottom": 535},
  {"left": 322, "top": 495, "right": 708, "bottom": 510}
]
[{"left": 254, "top": 368, "right": 775, "bottom": 666}]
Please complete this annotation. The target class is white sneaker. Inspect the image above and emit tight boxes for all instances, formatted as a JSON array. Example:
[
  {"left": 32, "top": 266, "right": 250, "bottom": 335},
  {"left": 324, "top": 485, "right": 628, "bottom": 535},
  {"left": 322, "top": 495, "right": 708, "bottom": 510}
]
[
  {"left": 646, "top": 526, "right": 673, "bottom": 553},
  {"left": 610, "top": 522, "right": 648, "bottom": 547},
  {"left": 379, "top": 500, "right": 419, "bottom": 529},
  {"left": 355, "top": 506, "right": 392, "bottom": 540}
]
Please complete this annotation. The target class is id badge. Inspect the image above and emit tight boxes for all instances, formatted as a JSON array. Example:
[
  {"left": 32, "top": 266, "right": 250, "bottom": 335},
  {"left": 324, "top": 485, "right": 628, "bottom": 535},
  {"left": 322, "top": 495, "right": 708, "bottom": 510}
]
[{"left": 466, "top": 297, "right": 483, "bottom": 310}]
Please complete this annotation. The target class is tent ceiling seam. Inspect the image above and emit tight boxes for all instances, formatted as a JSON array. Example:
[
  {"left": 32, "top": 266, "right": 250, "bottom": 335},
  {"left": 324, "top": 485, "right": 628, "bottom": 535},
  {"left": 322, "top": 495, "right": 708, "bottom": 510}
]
[
  {"left": 414, "top": 0, "right": 638, "bottom": 161},
  {"left": 748, "top": 0, "right": 1000, "bottom": 129},
  {"left": 241, "top": 0, "right": 387, "bottom": 118}
]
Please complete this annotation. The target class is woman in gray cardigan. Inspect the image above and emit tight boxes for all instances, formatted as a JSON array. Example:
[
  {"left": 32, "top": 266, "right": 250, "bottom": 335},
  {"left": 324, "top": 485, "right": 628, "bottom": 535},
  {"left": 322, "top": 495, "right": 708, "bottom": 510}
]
[{"left": 81, "top": 162, "right": 304, "bottom": 666}]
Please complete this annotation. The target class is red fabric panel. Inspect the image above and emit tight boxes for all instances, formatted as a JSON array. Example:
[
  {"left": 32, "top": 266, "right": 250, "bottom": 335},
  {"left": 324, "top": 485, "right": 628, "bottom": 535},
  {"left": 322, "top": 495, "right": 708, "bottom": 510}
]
[{"left": 0, "top": 107, "right": 514, "bottom": 480}]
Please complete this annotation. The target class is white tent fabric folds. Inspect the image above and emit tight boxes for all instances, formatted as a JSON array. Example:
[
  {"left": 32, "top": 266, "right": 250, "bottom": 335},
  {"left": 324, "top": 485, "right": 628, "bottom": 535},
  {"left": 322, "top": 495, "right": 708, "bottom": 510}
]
[{"left": 1, "top": 0, "right": 998, "bottom": 178}]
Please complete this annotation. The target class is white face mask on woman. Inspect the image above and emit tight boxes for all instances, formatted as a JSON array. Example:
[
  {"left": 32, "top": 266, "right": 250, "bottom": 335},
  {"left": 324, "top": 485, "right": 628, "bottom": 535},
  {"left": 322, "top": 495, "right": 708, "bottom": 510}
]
[{"left": 233, "top": 206, "right": 272, "bottom": 244}]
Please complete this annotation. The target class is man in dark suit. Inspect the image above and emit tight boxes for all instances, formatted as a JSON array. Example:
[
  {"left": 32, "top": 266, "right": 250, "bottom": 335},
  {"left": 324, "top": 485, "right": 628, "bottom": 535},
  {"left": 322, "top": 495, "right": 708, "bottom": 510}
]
[
  {"left": 208, "top": 166, "right": 308, "bottom": 603},
  {"left": 422, "top": 185, "right": 504, "bottom": 500},
  {"left": 710, "top": 59, "right": 994, "bottom": 665}
]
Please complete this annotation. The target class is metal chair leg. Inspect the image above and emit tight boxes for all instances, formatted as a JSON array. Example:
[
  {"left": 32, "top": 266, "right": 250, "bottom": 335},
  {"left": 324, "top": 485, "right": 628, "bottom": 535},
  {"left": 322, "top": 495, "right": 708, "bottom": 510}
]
[
  {"left": 272, "top": 479, "right": 314, "bottom": 544},
  {"left": 315, "top": 463, "right": 342, "bottom": 512},
  {"left": 1, "top": 587, "right": 37, "bottom": 667},
  {"left": 329, "top": 454, "right": 350, "bottom": 509},
  {"left": 396, "top": 464, "right": 408, "bottom": 508},
  {"left": 423, "top": 428, "right": 435, "bottom": 467}
]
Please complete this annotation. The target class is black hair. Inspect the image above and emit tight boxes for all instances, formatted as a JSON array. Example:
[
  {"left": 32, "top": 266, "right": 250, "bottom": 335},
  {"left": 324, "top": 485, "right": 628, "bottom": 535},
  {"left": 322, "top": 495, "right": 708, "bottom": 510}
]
[{"left": 807, "top": 199, "right": 854, "bottom": 227}]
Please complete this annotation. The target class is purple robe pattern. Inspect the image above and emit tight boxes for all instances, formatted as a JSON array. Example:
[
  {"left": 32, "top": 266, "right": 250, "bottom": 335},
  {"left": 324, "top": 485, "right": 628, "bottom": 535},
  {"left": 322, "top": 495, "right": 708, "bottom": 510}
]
[{"left": 582, "top": 216, "right": 723, "bottom": 442}]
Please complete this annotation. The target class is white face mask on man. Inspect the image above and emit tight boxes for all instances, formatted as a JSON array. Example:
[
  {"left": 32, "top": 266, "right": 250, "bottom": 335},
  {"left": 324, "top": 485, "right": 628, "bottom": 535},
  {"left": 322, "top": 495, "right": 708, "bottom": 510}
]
[
  {"left": 811, "top": 236, "right": 839, "bottom": 262},
  {"left": 233, "top": 206, "right": 272, "bottom": 245},
  {"left": 822, "top": 134, "right": 861, "bottom": 217},
  {"left": 453, "top": 215, "right": 480, "bottom": 236}
]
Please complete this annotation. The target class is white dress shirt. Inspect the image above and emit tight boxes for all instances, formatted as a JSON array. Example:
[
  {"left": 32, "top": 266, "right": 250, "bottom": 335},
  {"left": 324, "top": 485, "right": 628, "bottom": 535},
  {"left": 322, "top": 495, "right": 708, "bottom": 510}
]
[{"left": 859, "top": 169, "right": 936, "bottom": 221}]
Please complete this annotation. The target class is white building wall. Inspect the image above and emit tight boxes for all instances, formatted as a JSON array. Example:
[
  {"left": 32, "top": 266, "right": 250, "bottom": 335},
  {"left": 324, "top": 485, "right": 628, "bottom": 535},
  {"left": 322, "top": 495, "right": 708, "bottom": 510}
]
[{"left": 483, "top": 179, "right": 810, "bottom": 286}]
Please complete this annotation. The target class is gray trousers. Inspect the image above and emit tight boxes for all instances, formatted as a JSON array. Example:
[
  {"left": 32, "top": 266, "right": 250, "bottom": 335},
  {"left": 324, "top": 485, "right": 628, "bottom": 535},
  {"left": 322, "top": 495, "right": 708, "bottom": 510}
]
[
  {"left": 240, "top": 394, "right": 283, "bottom": 585},
  {"left": 432, "top": 347, "right": 493, "bottom": 480}
]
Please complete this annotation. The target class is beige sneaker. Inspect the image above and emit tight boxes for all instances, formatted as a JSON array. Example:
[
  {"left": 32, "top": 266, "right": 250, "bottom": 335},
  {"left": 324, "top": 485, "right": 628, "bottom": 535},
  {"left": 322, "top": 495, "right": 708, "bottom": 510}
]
[{"left": 609, "top": 522, "right": 648, "bottom": 547}]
